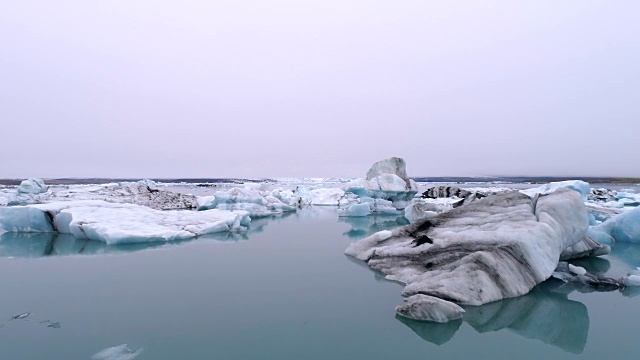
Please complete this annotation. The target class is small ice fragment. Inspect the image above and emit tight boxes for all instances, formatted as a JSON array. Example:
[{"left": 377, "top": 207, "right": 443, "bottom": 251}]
[
  {"left": 568, "top": 264, "right": 587, "bottom": 276},
  {"left": 11, "top": 312, "right": 30, "bottom": 320},
  {"left": 92, "top": 344, "right": 143, "bottom": 360}
]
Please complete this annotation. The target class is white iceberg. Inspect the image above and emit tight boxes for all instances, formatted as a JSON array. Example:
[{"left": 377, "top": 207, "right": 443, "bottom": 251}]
[
  {"left": 346, "top": 189, "right": 588, "bottom": 320},
  {"left": 0, "top": 200, "right": 251, "bottom": 245},
  {"left": 339, "top": 198, "right": 401, "bottom": 217},
  {"left": 520, "top": 180, "right": 591, "bottom": 200},
  {"left": 199, "top": 186, "right": 296, "bottom": 217},
  {"left": 403, "top": 202, "right": 438, "bottom": 223},
  {"left": 345, "top": 157, "right": 418, "bottom": 208},
  {"left": 17, "top": 178, "right": 49, "bottom": 194}
]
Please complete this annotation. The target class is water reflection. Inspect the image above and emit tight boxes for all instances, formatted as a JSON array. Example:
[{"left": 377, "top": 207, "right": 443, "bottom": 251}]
[
  {"left": 398, "top": 282, "right": 589, "bottom": 354},
  {"left": 0, "top": 213, "right": 293, "bottom": 258},
  {"left": 339, "top": 215, "right": 409, "bottom": 240}
]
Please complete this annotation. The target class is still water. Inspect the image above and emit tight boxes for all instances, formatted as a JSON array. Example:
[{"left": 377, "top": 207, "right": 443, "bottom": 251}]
[{"left": 0, "top": 206, "right": 638, "bottom": 359}]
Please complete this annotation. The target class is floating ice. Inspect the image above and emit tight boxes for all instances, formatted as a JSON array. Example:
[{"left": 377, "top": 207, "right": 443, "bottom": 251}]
[
  {"left": 0, "top": 200, "right": 251, "bottom": 245},
  {"left": 403, "top": 203, "right": 438, "bottom": 223},
  {"left": 8, "top": 181, "right": 198, "bottom": 210},
  {"left": 17, "top": 178, "right": 49, "bottom": 194},
  {"left": 344, "top": 157, "right": 418, "bottom": 208},
  {"left": 520, "top": 180, "right": 591, "bottom": 200},
  {"left": 552, "top": 262, "right": 621, "bottom": 290},
  {"left": 200, "top": 186, "right": 296, "bottom": 217},
  {"left": 622, "top": 268, "right": 640, "bottom": 287},
  {"left": 92, "top": 344, "right": 143, "bottom": 360},
  {"left": 589, "top": 205, "right": 640, "bottom": 244},
  {"left": 346, "top": 189, "right": 588, "bottom": 321},
  {"left": 560, "top": 236, "right": 610, "bottom": 260}
]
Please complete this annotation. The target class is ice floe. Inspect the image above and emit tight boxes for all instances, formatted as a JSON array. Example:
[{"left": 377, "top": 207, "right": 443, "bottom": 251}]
[
  {"left": 17, "top": 178, "right": 49, "bottom": 194},
  {"left": 346, "top": 189, "right": 588, "bottom": 320},
  {"left": 0, "top": 200, "right": 251, "bottom": 245}
]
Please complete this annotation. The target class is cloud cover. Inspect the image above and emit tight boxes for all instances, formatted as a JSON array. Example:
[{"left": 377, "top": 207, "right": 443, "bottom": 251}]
[{"left": 1, "top": 1, "right": 638, "bottom": 178}]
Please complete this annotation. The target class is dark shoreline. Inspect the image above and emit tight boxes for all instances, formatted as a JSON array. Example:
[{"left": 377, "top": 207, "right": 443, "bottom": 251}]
[{"left": 1, "top": 176, "right": 639, "bottom": 186}]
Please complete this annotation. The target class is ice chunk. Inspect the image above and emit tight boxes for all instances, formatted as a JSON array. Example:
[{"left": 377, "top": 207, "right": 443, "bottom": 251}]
[
  {"left": 338, "top": 203, "right": 371, "bottom": 217},
  {"left": 92, "top": 344, "right": 143, "bottom": 360},
  {"left": 344, "top": 157, "right": 418, "bottom": 209},
  {"left": 589, "top": 206, "right": 640, "bottom": 244},
  {"left": 0, "top": 200, "right": 251, "bottom": 245},
  {"left": 196, "top": 195, "right": 217, "bottom": 210},
  {"left": 346, "top": 189, "right": 588, "bottom": 317},
  {"left": 0, "top": 206, "right": 55, "bottom": 233},
  {"left": 622, "top": 268, "right": 640, "bottom": 287},
  {"left": 520, "top": 180, "right": 591, "bottom": 200},
  {"left": 560, "top": 236, "right": 610, "bottom": 260},
  {"left": 17, "top": 178, "right": 48, "bottom": 194},
  {"left": 552, "top": 262, "right": 621, "bottom": 290},
  {"left": 403, "top": 202, "right": 439, "bottom": 223},
  {"left": 307, "top": 188, "right": 348, "bottom": 206},
  {"left": 365, "top": 156, "right": 409, "bottom": 181},
  {"left": 207, "top": 187, "right": 296, "bottom": 217},
  {"left": 395, "top": 294, "right": 465, "bottom": 322},
  {"left": 338, "top": 198, "right": 401, "bottom": 217}
]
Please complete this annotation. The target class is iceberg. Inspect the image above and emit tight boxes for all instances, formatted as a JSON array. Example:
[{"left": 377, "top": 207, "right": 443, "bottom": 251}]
[
  {"left": 346, "top": 189, "right": 588, "bottom": 320},
  {"left": 17, "top": 178, "right": 49, "bottom": 194},
  {"left": 589, "top": 205, "right": 640, "bottom": 244},
  {"left": 338, "top": 197, "right": 401, "bottom": 217},
  {"left": 520, "top": 180, "right": 591, "bottom": 200},
  {"left": 9, "top": 181, "right": 198, "bottom": 210},
  {"left": 0, "top": 200, "right": 251, "bottom": 245},
  {"left": 344, "top": 157, "right": 418, "bottom": 208},
  {"left": 199, "top": 185, "right": 296, "bottom": 217}
]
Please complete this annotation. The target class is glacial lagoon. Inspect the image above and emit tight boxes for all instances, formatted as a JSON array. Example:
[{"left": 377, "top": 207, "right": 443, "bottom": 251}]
[{"left": 1, "top": 205, "right": 639, "bottom": 359}]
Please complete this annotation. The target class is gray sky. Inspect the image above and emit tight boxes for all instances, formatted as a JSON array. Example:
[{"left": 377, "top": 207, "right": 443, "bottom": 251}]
[{"left": 1, "top": 1, "right": 639, "bottom": 178}]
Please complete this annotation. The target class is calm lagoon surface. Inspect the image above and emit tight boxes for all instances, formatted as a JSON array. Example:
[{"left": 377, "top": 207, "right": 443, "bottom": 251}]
[{"left": 1, "top": 206, "right": 639, "bottom": 359}]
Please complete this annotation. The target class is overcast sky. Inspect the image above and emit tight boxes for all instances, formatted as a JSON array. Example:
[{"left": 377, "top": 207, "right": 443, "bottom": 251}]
[{"left": 1, "top": 1, "right": 638, "bottom": 178}]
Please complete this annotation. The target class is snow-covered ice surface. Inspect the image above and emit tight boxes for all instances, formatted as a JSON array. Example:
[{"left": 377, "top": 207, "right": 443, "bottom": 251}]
[
  {"left": 3, "top": 181, "right": 198, "bottom": 210},
  {"left": 346, "top": 189, "right": 588, "bottom": 320},
  {"left": 0, "top": 200, "right": 251, "bottom": 245},
  {"left": 520, "top": 180, "right": 591, "bottom": 200}
]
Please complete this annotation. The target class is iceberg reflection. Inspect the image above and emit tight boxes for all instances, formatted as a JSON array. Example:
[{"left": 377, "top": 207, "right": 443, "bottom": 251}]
[
  {"left": 339, "top": 215, "right": 409, "bottom": 240},
  {"left": 398, "top": 282, "right": 589, "bottom": 354}
]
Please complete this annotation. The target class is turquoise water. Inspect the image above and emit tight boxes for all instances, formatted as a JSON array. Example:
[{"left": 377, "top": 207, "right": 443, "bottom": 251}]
[{"left": 0, "top": 206, "right": 638, "bottom": 359}]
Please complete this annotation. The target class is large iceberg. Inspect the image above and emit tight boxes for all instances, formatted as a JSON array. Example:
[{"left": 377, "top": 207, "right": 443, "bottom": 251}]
[
  {"left": 343, "top": 157, "right": 418, "bottom": 214},
  {"left": 346, "top": 189, "right": 588, "bottom": 321},
  {"left": 0, "top": 200, "right": 251, "bottom": 245}
]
